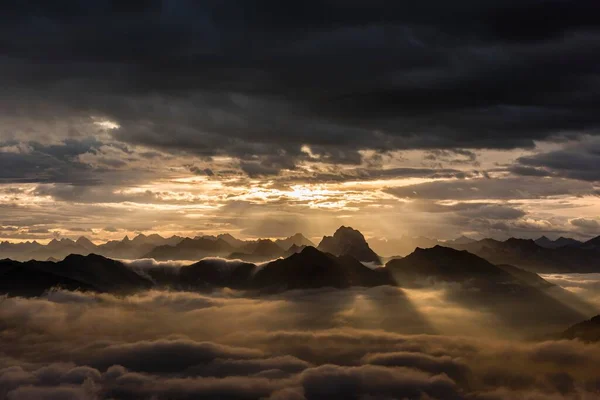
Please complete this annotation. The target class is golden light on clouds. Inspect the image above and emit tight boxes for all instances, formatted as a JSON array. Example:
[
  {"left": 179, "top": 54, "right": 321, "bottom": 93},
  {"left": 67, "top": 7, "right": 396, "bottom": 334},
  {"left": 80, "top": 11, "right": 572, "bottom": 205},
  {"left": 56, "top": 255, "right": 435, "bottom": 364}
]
[{"left": 1, "top": 140, "right": 600, "bottom": 242}]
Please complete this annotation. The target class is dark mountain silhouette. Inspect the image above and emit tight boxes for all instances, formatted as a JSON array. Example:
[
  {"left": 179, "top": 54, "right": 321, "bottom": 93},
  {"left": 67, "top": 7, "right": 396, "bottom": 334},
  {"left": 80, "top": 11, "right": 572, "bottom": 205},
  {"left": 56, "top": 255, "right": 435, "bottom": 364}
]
[
  {"left": 0, "top": 254, "right": 152, "bottom": 296},
  {"left": 0, "top": 234, "right": 187, "bottom": 261},
  {"left": 583, "top": 235, "right": 600, "bottom": 248},
  {"left": 252, "top": 246, "right": 393, "bottom": 290},
  {"left": 318, "top": 226, "right": 381, "bottom": 264},
  {"left": 555, "top": 236, "right": 584, "bottom": 248},
  {"left": 130, "top": 233, "right": 180, "bottom": 247},
  {"left": 197, "top": 233, "right": 246, "bottom": 248},
  {"left": 386, "top": 246, "right": 587, "bottom": 333},
  {"left": 275, "top": 233, "right": 315, "bottom": 250},
  {"left": 0, "top": 240, "right": 42, "bottom": 254},
  {"left": 178, "top": 259, "right": 256, "bottom": 290},
  {"left": 495, "top": 264, "right": 554, "bottom": 289},
  {"left": 2, "top": 229, "right": 599, "bottom": 272},
  {"left": 283, "top": 244, "right": 307, "bottom": 257},
  {"left": 562, "top": 315, "right": 600, "bottom": 342},
  {"left": 136, "top": 247, "right": 393, "bottom": 291},
  {"left": 370, "top": 234, "right": 475, "bottom": 257},
  {"left": 535, "top": 236, "right": 583, "bottom": 249},
  {"left": 228, "top": 239, "right": 285, "bottom": 262},
  {"left": 144, "top": 237, "right": 236, "bottom": 261},
  {"left": 0, "top": 259, "right": 96, "bottom": 297},
  {"left": 75, "top": 236, "right": 98, "bottom": 252},
  {"left": 56, "top": 254, "right": 153, "bottom": 291},
  {"left": 368, "top": 236, "right": 441, "bottom": 257},
  {"left": 453, "top": 238, "right": 600, "bottom": 273},
  {"left": 386, "top": 246, "right": 515, "bottom": 285},
  {"left": 24, "top": 238, "right": 92, "bottom": 261},
  {"left": 0, "top": 243, "right": 593, "bottom": 338},
  {"left": 98, "top": 234, "right": 184, "bottom": 259},
  {"left": 533, "top": 236, "right": 553, "bottom": 248},
  {"left": 242, "top": 239, "right": 283, "bottom": 255}
]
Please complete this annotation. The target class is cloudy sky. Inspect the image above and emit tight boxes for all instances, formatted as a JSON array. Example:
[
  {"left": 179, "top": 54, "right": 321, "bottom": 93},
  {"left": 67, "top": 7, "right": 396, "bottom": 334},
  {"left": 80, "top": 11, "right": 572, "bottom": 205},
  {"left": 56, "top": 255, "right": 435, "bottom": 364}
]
[{"left": 1, "top": 1, "right": 599, "bottom": 243}]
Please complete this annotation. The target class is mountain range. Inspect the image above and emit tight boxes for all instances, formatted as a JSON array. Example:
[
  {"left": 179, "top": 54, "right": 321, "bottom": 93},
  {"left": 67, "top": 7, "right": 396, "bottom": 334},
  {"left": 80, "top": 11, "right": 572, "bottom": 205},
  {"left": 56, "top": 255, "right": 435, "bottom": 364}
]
[
  {"left": 450, "top": 238, "right": 600, "bottom": 273},
  {"left": 1, "top": 240, "right": 593, "bottom": 334},
  {"left": 2, "top": 228, "right": 600, "bottom": 273}
]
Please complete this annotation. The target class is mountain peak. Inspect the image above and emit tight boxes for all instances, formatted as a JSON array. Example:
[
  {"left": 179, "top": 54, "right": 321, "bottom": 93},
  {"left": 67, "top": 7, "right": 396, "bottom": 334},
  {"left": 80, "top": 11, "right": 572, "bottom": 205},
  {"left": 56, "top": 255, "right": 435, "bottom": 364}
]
[
  {"left": 299, "top": 245, "right": 323, "bottom": 257},
  {"left": 76, "top": 236, "right": 94, "bottom": 245},
  {"left": 333, "top": 226, "right": 366, "bottom": 241},
  {"left": 318, "top": 226, "right": 381, "bottom": 264},
  {"left": 62, "top": 253, "right": 109, "bottom": 263},
  {"left": 415, "top": 245, "right": 467, "bottom": 255},
  {"left": 216, "top": 233, "right": 245, "bottom": 247},
  {"left": 585, "top": 235, "right": 600, "bottom": 245},
  {"left": 387, "top": 245, "right": 514, "bottom": 284},
  {"left": 275, "top": 233, "right": 315, "bottom": 249},
  {"left": 562, "top": 314, "right": 600, "bottom": 342}
]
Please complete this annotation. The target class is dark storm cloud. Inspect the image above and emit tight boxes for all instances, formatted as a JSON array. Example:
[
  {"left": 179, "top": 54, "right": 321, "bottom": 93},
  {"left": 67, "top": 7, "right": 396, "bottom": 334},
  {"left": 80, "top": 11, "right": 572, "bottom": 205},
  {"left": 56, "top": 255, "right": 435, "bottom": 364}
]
[
  {"left": 188, "top": 166, "right": 215, "bottom": 176},
  {"left": 385, "top": 177, "right": 597, "bottom": 201},
  {"left": 0, "top": 138, "right": 155, "bottom": 186},
  {"left": 85, "top": 339, "right": 264, "bottom": 373},
  {"left": 424, "top": 149, "right": 479, "bottom": 166},
  {"left": 1, "top": 0, "right": 599, "bottom": 170},
  {"left": 305, "top": 167, "right": 475, "bottom": 183},
  {"left": 0, "top": 139, "right": 99, "bottom": 184},
  {"left": 512, "top": 137, "right": 600, "bottom": 182},
  {"left": 416, "top": 201, "right": 525, "bottom": 218},
  {"left": 33, "top": 184, "right": 161, "bottom": 204},
  {"left": 570, "top": 217, "right": 600, "bottom": 233}
]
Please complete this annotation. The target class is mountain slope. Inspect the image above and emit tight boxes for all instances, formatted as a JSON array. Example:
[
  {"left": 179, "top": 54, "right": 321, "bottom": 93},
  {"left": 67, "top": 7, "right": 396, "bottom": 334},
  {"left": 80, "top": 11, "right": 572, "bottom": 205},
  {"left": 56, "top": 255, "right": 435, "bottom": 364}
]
[
  {"left": 584, "top": 235, "right": 600, "bottom": 248},
  {"left": 535, "top": 236, "right": 583, "bottom": 249},
  {"left": 318, "top": 226, "right": 381, "bottom": 264},
  {"left": 253, "top": 246, "right": 393, "bottom": 290},
  {"left": 562, "top": 315, "right": 600, "bottom": 342},
  {"left": 0, "top": 259, "right": 97, "bottom": 297},
  {"left": 453, "top": 238, "right": 600, "bottom": 273},
  {"left": 386, "top": 246, "right": 587, "bottom": 333},
  {"left": 228, "top": 239, "right": 285, "bottom": 262},
  {"left": 0, "top": 254, "right": 152, "bottom": 296},
  {"left": 386, "top": 245, "right": 515, "bottom": 285},
  {"left": 143, "top": 238, "right": 235, "bottom": 261},
  {"left": 275, "top": 233, "right": 315, "bottom": 250}
]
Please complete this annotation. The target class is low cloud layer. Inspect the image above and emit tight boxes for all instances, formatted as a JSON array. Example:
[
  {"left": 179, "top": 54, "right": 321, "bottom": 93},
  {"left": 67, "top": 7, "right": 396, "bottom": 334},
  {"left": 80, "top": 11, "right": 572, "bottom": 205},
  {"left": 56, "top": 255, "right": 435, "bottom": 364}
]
[
  {"left": 0, "top": 282, "right": 599, "bottom": 399},
  {"left": 542, "top": 273, "right": 600, "bottom": 309}
]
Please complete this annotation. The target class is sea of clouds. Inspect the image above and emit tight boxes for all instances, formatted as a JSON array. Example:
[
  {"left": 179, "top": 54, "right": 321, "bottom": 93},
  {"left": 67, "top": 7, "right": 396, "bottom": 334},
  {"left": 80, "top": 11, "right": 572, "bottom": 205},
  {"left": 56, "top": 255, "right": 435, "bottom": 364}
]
[{"left": 1, "top": 275, "right": 599, "bottom": 399}]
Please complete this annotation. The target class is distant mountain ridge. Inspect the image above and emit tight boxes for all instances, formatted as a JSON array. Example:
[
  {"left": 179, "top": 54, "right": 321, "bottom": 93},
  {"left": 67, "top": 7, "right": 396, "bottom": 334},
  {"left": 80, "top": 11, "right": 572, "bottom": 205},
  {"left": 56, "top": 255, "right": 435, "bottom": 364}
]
[
  {"left": 535, "top": 236, "right": 583, "bottom": 249},
  {"left": 451, "top": 237, "right": 600, "bottom": 273},
  {"left": 2, "top": 228, "right": 600, "bottom": 273},
  {"left": 0, "top": 253, "right": 152, "bottom": 296},
  {"left": 0, "top": 244, "right": 589, "bottom": 333},
  {"left": 385, "top": 245, "right": 590, "bottom": 332},
  {"left": 0, "top": 232, "right": 316, "bottom": 263},
  {"left": 0, "top": 246, "right": 392, "bottom": 296}
]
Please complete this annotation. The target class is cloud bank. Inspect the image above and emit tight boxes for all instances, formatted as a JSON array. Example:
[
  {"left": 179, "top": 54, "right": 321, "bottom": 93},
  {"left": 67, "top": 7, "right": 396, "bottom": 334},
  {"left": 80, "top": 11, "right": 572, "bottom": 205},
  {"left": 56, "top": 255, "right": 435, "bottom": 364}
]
[{"left": 0, "top": 284, "right": 599, "bottom": 399}]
